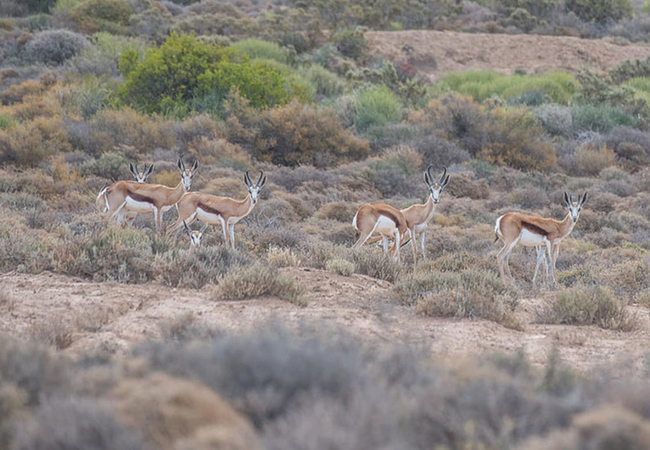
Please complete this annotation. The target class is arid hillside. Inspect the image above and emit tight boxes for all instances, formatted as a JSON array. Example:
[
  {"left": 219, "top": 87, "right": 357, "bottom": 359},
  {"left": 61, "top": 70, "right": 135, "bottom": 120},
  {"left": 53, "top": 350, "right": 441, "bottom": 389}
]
[{"left": 367, "top": 30, "right": 650, "bottom": 79}]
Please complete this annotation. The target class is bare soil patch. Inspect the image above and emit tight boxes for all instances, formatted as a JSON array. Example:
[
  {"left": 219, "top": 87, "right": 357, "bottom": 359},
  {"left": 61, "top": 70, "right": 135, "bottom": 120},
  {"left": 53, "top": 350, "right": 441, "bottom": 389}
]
[
  {"left": 1, "top": 269, "right": 647, "bottom": 377},
  {"left": 366, "top": 30, "right": 650, "bottom": 79}
]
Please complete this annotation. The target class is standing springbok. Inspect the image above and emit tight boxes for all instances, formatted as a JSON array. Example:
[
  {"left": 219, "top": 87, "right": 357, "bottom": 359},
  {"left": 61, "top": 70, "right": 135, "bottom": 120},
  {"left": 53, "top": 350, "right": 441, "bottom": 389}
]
[
  {"left": 352, "top": 202, "right": 414, "bottom": 262},
  {"left": 95, "top": 162, "right": 154, "bottom": 213},
  {"left": 495, "top": 192, "right": 588, "bottom": 285},
  {"left": 167, "top": 170, "right": 266, "bottom": 249},
  {"left": 98, "top": 159, "right": 198, "bottom": 233},
  {"left": 183, "top": 220, "right": 208, "bottom": 248},
  {"left": 366, "top": 165, "right": 450, "bottom": 262}
]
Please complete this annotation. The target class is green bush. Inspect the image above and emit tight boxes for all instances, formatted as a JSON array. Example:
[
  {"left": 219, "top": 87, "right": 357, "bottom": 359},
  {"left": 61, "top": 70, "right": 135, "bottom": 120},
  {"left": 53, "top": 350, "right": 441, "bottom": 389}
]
[
  {"left": 70, "top": 0, "right": 133, "bottom": 34},
  {"left": 572, "top": 104, "right": 636, "bottom": 134},
  {"left": 436, "top": 71, "right": 578, "bottom": 105},
  {"left": 0, "top": 115, "right": 15, "bottom": 130},
  {"left": 330, "top": 28, "right": 367, "bottom": 60},
  {"left": 232, "top": 38, "right": 287, "bottom": 64},
  {"left": 354, "top": 86, "right": 403, "bottom": 132},
  {"left": 80, "top": 151, "right": 127, "bottom": 179},
  {"left": 119, "top": 33, "right": 302, "bottom": 115},
  {"left": 301, "top": 65, "right": 345, "bottom": 98},
  {"left": 566, "top": 0, "right": 633, "bottom": 23}
]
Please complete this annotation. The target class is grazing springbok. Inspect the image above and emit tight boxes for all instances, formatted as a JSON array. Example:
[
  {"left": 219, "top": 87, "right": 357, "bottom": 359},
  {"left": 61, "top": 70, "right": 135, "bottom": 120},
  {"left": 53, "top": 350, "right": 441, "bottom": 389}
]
[
  {"left": 495, "top": 192, "right": 588, "bottom": 285},
  {"left": 97, "top": 159, "right": 198, "bottom": 233},
  {"left": 167, "top": 170, "right": 266, "bottom": 249},
  {"left": 183, "top": 220, "right": 208, "bottom": 248},
  {"left": 352, "top": 202, "right": 414, "bottom": 262}
]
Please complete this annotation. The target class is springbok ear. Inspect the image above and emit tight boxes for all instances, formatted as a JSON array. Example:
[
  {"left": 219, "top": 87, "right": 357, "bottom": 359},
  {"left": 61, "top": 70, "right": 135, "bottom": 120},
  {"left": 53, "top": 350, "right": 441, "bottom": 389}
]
[
  {"left": 146, "top": 164, "right": 154, "bottom": 176},
  {"left": 563, "top": 191, "right": 570, "bottom": 206},
  {"left": 581, "top": 192, "right": 589, "bottom": 205},
  {"left": 191, "top": 159, "right": 199, "bottom": 172},
  {"left": 129, "top": 163, "right": 137, "bottom": 177},
  {"left": 442, "top": 174, "right": 450, "bottom": 188}
]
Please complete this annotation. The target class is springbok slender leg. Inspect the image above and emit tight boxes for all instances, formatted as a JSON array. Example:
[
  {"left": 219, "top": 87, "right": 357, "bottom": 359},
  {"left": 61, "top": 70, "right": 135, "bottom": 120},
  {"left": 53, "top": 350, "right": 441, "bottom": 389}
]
[
  {"left": 419, "top": 231, "right": 426, "bottom": 259},
  {"left": 532, "top": 241, "right": 547, "bottom": 285}
]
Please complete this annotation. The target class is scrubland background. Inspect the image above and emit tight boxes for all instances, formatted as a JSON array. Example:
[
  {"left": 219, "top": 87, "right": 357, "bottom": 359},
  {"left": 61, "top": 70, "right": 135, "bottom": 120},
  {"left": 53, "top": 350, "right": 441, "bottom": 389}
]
[{"left": 2, "top": 0, "right": 650, "bottom": 448}]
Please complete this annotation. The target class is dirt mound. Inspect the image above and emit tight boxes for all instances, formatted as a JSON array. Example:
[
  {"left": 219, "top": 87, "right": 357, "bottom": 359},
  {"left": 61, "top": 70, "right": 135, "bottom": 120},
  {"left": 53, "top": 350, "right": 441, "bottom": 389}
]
[
  {"left": 1, "top": 269, "right": 648, "bottom": 378},
  {"left": 366, "top": 30, "right": 650, "bottom": 79}
]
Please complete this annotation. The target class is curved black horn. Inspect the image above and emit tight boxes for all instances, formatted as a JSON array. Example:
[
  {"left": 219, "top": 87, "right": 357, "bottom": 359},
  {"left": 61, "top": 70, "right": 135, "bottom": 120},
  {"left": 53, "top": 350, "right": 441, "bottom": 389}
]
[
  {"left": 130, "top": 162, "right": 137, "bottom": 176},
  {"left": 438, "top": 166, "right": 447, "bottom": 185},
  {"left": 244, "top": 170, "right": 252, "bottom": 186},
  {"left": 256, "top": 171, "right": 264, "bottom": 186},
  {"left": 183, "top": 220, "right": 191, "bottom": 236},
  {"left": 199, "top": 222, "right": 208, "bottom": 233},
  {"left": 426, "top": 164, "right": 434, "bottom": 184}
]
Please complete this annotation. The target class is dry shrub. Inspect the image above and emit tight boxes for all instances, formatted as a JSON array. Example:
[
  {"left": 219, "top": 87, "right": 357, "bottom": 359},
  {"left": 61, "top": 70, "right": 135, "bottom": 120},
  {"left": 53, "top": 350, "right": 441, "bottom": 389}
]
[
  {"left": 159, "top": 312, "right": 216, "bottom": 342},
  {"left": 67, "top": 108, "right": 176, "bottom": 156},
  {"left": 633, "top": 289, "right": 650, "bottom": 307},
  {"left": 187, "top": 136, "right": 250, "bottom": 169},
  {"left": 30, "top": 317, "right": 75, "bottom": 350},
  {"left": 0, "top": 79, "right": 44, "bottom": 105},
  {"left": 446, "top": 172, "right": 489, "bottom": 199},
  {"left": 213, "top": 263, "right": 307, "bottom": 306},
  {"left": 113, "top": 373, "right": 259, "bottom": 450},
  {"left": 565, "top": 143, "right": 617, "bottom": 176},
  {"left": 325, "top": 258, "right": 355, "bottom": 277},
  {"left": 266, "top": 246, "right": 301, "bottom": 268},
  {"left": 13, "top": 397, "right": 144, "bottom": 450},
  {"left": 314, "top": 201, "right": 358, "bottom": 222},
  {"left": 538, "top": 286, "right": 637, "bottom": 331},
  {"left": 0, "top": 116, "right": 71, "bottom": 167},
  {"left": 520, "top": 405, "right": 650, "bottom": 450},
  {"left": 254, "top": 100, "right": 370, "bottom": 168},
  {"left": 0, "top": 383, "right": 27, "bottom": 448},
  {"left": 350, "top": 248, "right": 404, "bottom": 283},
  {"left": 156, "top": 246, "right": 249, "bottom": 289}
]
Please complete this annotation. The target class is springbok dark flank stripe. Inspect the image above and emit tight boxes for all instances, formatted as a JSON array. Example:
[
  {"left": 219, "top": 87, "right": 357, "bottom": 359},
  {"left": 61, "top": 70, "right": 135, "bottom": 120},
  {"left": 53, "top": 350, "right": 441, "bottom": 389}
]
[
  {"left": 197, "top": 202, "right": 222, "bottom": 217},
  {"left": 127, "top": 190, "right": 155, "bottom": 204},
  {"left": 521, "top": 221, "right": 549, "bottom": 237}
]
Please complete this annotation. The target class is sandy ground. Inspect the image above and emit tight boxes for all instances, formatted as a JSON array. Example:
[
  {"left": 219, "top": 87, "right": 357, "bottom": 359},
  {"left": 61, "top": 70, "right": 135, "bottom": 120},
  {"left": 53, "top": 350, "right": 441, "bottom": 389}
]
[
  {"left": 366, "top": 30, "right": 650, "bottom": 79},
  {"left": 1, "top": 269, "right": 648, "bottom": 378}
]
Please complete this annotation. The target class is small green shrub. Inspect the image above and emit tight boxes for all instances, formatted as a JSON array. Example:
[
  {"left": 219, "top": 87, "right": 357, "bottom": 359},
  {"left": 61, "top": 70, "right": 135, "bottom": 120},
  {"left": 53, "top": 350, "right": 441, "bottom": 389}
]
[
  {"left": 213, "top": 263, "right": 307, "bottom": 306},
  {"left": 80, "top": 152, "right": 127, "bottom": 179},
  {"left": 70, "top": 0, "right": 133, "bottom": 34},
  {"left": 566, "top": 0, "right": 633, "bottom": 23},
  {"left": 354, "top": 86, "right": 403, "bottom": 132},
  {"left": 572, "top": 104, "right": 636, "bottom": 134},
  {"left": 330, "top": 28, "right": 366, "bottom": 60},
  {"left": 0, "top": 115, "right": 15, "bottom": 130},
  {"left": 301, "top": 65, "right": 345, "bottom": 98},
  {"left": 232, "top": 38, "right": 287, "bottom": 64},
  {"left": 538, "top": 286, "right": 637, "bottom": 331}
]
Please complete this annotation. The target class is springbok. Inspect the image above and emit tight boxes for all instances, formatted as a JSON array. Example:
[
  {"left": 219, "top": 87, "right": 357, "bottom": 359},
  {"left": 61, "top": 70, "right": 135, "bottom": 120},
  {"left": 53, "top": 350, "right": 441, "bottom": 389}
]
[
  {"left": 352, "top": 202, "right": 414, "bottom": 262},
  {"left": 97, "top": 159, "right": 199, "bottom": 233},
  {"left": 495, "top": 192, "right": 588, "bottom": 285},
  {"left": 368, "top": 165, "right": 450, "bottom": 262},
  {"left": 183, "top": 220, "right": 208, "bottom": 248},
  {"left": 95, "top": 162, "right": 154, "bottom": 214},
  {"left": 167, "top": 170, "right": 266, "bottom": 249}
]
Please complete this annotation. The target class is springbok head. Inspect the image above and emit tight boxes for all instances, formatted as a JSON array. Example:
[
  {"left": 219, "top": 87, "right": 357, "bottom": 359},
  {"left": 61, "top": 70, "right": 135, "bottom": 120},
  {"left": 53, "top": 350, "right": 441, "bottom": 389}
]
[
  {"left": 424, "top": 165, "right": 450, "bottom": 204},
  {"left": 178, "top": 158, "right": 199, "bottom": 191},
  {"left": 563, "top": 192, "right": 588, "bottom": 223},
  {"left": 244, "top": 170, "right": 266, "bottom": 204},
  {"left": 130, "top": 163, "right": 154, "bottom": 183},
  {"left": 183, "top": 220, "right": 208, "bottom": 247}
]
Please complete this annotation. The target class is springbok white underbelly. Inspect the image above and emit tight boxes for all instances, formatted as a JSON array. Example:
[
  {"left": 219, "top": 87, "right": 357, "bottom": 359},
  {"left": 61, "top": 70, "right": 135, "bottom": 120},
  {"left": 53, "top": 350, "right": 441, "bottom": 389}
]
[
  {"left": 374, "top": 215, "right": 398, "bottom": 235},
  {"left": 196, "top": 207, "right": 222, "bottom": 224},
  {"left": 124, "top": 197, "right": 156, "bottom": 213},
  {"left": 518, "top": 228, "right": 547, "bottom": 247},
  {"left": 414, "top": 223, "right": 427, "bottom": 234}
]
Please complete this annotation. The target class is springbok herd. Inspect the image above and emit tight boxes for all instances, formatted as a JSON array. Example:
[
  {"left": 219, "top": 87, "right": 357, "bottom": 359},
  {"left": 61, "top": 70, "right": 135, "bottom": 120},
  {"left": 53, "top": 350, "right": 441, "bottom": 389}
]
[{"left": 96, "top": 159, "right": 589, "bottom": 287}]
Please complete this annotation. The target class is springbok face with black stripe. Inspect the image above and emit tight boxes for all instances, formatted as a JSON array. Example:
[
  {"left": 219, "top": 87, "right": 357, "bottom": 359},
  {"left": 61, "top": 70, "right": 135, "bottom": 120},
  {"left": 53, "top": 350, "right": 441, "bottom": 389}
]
[
  {"left": 425, "top": 165, "right": 450, "bottom": 204},
  {"left": 494, "top": 191, "right": 588, "bottom": 286},
  {"left": 183, "top": 220, "right": 208, "bottom": 248},
  {"left": 130, "top": 163, "right": 154, "bottom": 183},
  {"left": 244, "top": 170, "right": 266, "bottom": 204}
]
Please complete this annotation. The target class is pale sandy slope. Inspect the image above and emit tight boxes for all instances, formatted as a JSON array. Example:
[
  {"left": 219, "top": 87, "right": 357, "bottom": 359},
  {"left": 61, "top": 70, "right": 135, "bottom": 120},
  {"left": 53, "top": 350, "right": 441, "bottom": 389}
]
[
  {"left": 1, "top": 269, "right": 648, "bottom": 378},
  {"left": 366, "top": 30, "right": 650, "bottom": 79}
]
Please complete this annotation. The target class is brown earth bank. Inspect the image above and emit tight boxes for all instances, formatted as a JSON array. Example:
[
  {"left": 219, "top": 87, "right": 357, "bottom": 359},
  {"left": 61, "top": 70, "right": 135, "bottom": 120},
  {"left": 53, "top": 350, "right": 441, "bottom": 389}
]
[
  {"left": 366, "top": 30, "right": 650, "bottom": 79},
  {"left": 1, "top": 269, "right": 648, "bottom": 378}
]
